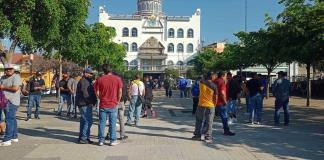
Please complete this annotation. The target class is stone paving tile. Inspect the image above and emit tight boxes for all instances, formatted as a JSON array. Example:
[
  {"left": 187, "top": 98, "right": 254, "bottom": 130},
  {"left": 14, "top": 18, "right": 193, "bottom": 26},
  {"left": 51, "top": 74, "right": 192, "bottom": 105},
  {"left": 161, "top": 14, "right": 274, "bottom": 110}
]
[{"left": 1, "top": 91, "right": 324, "bottom": 160}]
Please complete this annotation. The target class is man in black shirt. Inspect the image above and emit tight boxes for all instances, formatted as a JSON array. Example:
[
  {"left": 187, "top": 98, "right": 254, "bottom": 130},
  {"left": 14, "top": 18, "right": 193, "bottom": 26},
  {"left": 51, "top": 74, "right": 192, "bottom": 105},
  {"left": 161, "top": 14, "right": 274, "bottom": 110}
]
[
  {"left": 247, "top": 73, "right": 264, "bottom": 124},
  {"left": 25, "top": 71, "right": 45, "bottom": 121},
  {"left": 142, "top": 76, "right": 155, "bottom": 118},
  {"left": 76, "top": 68, "right": 97, "bottom": 144},
  {"left": 56, "top": 72, "right": 72, "bottom": 116}
]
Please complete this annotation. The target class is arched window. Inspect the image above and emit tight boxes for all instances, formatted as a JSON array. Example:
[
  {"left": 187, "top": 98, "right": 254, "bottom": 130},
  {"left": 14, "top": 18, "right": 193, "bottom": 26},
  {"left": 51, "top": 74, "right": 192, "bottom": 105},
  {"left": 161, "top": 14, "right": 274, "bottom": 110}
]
[
  {"left": 123, "top": 42, "right": 129, "bottom": 51},
  {"left": 154, "top": 3, "right": 158, "bottom": 11},
  {"left": 168, "top": 28, "right": 175, "bottom": 38},
  {"left": 187, "top": 43, "right": 194, "bottom": 53},
  {"left": 187, "top": 29, "right": 194, "bottom": 38},
  {"left": 132, "top": 28, "right": 138, "bottom": 37},
  {"left": 168, "top": 43, "right": 174, "bottom": 52},
  {"left": 177, "top": 28, "right": 184, "bottom": 38},
  {"left": 177, "top": 43, "right": 184, "bottom": 53},
  {"left": 131, "top": 43, "right": 138, "bottom": 52},
  {"left": 167, "top": 60, "right": 174, "bottom": 66},
  {"left": 177, "top": 61, "right": 184, "bottom": 66},
  {"left": 122, "top": 28, "right": 129, "bottom": 37}
]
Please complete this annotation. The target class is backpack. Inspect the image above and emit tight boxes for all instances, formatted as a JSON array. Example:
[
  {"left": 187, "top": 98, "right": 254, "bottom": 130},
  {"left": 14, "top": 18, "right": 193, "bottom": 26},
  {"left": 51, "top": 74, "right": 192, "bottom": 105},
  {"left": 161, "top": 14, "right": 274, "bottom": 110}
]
[
  {"left": 0, "top": 91, "right": 8, "bottom": 109},
  {"left": 191, "top": 82, "right": 200, "bottom": 97},
  {"left": 179, "top": 79, "right": 187, "bottom": 88}
]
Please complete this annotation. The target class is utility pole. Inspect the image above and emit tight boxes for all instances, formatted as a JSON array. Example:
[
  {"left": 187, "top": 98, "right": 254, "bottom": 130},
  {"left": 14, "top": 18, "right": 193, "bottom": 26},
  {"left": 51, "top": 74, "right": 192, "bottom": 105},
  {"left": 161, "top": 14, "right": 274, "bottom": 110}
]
[{"left": 245, "top": 0, "right": 248, "bottom": 32}]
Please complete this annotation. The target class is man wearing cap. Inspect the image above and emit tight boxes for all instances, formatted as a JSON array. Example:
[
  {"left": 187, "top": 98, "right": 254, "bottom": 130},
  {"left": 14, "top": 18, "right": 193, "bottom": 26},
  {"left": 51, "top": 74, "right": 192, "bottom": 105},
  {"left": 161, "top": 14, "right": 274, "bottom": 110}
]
[
  {"left": 25, "top": 71, "right": 45, "bottom": 121},
  {"left": 272, "top": 71, "right": 291, "bottom": 126},
  {"left": 76, "top": 68, "right": 97, "bottom": 144},
  {"left": 0, "top": 64, "right": 22, "bottom": 147},
  {"left": 57, "top": 72, "right": 72, "bottom": 116}
]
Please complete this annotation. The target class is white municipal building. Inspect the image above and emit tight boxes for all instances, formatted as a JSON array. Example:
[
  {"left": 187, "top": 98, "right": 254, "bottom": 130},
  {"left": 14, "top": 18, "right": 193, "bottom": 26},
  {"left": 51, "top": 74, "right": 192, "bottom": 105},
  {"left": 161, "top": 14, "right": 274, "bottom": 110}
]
[{"left": 99, "top": 0, "right": 201, "bottom": 77}]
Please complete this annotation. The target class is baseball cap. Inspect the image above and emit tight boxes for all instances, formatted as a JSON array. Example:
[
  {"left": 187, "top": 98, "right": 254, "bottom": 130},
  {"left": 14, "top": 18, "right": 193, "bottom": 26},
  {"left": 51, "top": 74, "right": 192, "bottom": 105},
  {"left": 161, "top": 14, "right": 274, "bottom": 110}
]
[
  {"left": 84, "top": 68, "right": 93, "bottom": 74},
  {"left": 4, "top": 64, "right": 14, "bottom": 69}
]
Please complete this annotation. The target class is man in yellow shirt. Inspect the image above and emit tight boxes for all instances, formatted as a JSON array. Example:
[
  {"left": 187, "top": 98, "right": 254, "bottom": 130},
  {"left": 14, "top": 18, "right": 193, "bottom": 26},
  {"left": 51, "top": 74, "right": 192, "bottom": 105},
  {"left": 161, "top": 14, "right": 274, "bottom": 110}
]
[{"left": 192, "top": 71, "right": 218, "bottom": 143}]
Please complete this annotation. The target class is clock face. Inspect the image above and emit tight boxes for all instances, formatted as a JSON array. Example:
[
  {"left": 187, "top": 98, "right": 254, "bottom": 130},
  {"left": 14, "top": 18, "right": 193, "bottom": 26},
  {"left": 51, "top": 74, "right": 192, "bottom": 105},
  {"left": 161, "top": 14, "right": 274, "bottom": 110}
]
[{"left": 148, "top": 19, "right": 156, "bottom": 27}]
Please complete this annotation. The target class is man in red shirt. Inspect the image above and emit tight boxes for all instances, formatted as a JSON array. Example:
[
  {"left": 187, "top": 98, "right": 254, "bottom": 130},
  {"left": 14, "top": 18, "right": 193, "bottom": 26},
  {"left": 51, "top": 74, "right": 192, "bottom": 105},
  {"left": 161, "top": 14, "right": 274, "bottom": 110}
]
[
  {"left": 94, "top": 64, "right": 123, "bottom": 146},
  {"left": 214, "top": 71, "right": 235, "bottom": 136}
]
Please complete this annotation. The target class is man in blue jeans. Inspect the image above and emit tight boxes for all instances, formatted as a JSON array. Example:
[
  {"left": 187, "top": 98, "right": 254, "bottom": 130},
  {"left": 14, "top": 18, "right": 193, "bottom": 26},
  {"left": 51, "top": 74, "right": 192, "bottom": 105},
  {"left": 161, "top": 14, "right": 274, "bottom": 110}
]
[
  {"left": 25, "top": 71, "right": 45, "bottom": 121},
  {"left": 272, "top": 71, "right": 291, "bottom": 126},
  {"left": 214, "top": 71, "right": 235, "bottom": 136},
  {"left": 126, "top": 74, "right": 145, "bottom": 126},
  {"left": 0, "top": 64, "right": 22, "bottom": 147},
  {"left": 177, "top": 77, "right": 187, "bottom": 98},
  {"left": 75, "top": 68, "right": 97, "bottom": 144},
  {"left": 247, "top": 73, "right": 264, "bottom": 125},
  {"left": 57, "top": 72, "right": 72, "bottom": 116},
  {"left": 94, "top": 64, "right": 123, "bottom": 146}
]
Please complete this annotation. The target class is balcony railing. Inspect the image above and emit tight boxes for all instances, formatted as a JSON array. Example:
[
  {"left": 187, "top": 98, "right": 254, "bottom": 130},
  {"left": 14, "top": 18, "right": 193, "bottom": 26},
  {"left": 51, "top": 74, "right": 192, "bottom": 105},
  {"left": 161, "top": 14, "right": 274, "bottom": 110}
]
[{"left": 141, "top": 65, "right": 166, "bottom": 71}]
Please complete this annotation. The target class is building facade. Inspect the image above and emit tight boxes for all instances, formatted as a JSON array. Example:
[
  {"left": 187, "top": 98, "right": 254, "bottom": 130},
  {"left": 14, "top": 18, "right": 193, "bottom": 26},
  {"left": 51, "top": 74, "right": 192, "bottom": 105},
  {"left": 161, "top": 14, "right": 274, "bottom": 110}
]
[{"left": 99, "top": 0, "right": 201, "bottom": 77}]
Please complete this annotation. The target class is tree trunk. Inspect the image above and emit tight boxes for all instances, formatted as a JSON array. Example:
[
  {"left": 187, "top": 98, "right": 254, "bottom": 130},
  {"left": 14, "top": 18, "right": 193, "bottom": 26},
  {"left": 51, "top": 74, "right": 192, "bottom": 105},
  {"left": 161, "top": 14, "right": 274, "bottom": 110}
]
[
  {"left": 312, "top": 65, "right": 316, "bottom": 80},
  {"left": 58, "top": 53, "right": 62, "bottom": 103},
  {"left": 7, "top": 39, "right": 17, "bottom": 63},
  {"left": 306, "top": 63, "right": 311, "bottom": 107}
]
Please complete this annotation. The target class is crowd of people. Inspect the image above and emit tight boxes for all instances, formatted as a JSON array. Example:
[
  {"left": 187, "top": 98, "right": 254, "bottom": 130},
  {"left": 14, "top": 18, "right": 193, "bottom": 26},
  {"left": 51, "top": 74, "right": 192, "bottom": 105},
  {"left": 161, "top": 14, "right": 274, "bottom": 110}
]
[
  {"left": 191, "top": 70, "right": 291, "bottom": 142},
  {"left": 0, "top": 62, "right": 291, "bottom": 146}
]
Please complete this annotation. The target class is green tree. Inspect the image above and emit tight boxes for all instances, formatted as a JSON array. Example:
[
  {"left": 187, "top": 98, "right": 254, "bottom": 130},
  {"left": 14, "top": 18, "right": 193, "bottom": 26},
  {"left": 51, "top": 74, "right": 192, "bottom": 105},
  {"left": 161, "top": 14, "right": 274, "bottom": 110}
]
[
  {"left": 236, "top": 27, "right": 290, "bottom": 98},
  {"left": 84, "top": 23, "right": 126, "bottom": 72},
  {"left": 165, "top": 68, "right": 180, "bottom": 79},
  {"left": 275, "top": 0, "right": 324, "bottom": 106},
  {"left": 0, "top": 0, "right": 64, "bottom": 62}
]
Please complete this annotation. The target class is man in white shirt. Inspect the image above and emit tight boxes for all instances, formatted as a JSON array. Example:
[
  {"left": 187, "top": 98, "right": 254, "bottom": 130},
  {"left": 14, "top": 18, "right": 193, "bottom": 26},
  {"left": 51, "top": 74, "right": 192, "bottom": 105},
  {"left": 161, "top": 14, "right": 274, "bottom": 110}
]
[
  {"left": 185, "top": 78, "right": 193, "bottom": 98},
  {"left": 126, "top": 74, "right": 145, "bottom": 127}
]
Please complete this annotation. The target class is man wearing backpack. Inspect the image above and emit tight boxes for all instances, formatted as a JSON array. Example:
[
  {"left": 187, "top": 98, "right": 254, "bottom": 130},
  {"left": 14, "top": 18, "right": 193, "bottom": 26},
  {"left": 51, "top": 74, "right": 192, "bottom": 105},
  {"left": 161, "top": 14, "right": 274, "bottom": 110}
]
[
  {"left": 0, "top": 64, "right": 22, "bottom": 147},
  {"left": 177, "top": 76, "right": 187, "bottom": 98},
  {"left": 191, "top": 77, "right": 201, "bottom": 115},
  {"left": 126, "top": 74, "right": 145, "bottom": 127}
]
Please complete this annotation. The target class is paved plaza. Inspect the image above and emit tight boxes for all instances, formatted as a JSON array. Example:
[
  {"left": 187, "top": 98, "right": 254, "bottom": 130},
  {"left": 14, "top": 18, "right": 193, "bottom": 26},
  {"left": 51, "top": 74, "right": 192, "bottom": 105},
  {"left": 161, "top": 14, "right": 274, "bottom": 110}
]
[{"left": 0, "top": 91, "right": 323, "bottom": 160}]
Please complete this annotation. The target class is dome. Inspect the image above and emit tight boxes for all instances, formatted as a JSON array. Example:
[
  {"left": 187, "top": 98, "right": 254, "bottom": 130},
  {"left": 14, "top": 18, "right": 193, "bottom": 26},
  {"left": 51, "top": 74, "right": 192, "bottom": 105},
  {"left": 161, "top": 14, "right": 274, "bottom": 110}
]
[{"left": 137, "top": 0, "right": 163, "bottom": 16}]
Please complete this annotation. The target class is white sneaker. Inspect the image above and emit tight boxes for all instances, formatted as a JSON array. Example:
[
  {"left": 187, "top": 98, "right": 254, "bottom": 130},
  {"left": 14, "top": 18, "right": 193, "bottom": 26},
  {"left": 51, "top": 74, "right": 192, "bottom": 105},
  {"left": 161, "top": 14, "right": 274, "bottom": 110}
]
[
  {"left": 11, "top": 139, "right": 19, "bottom": 143},
  {"left": 110, "top": 141, "right": 120, "bottom": 146},
  {"left": 228, "top": 118, "right": 233, "bottom": 125},
  {"left": 0, "top": 141, "right": 12, "bottom": 147}
]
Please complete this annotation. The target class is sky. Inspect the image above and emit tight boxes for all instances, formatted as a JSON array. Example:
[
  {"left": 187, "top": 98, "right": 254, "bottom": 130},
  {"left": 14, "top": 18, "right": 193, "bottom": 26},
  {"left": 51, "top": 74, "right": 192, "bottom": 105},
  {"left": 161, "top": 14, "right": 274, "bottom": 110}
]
[
  {"left": 88, "top": 0, "right": 284, "bottom": 44},
  {"left": 2, "top": 0, "right": 284, "bottom": 49}
]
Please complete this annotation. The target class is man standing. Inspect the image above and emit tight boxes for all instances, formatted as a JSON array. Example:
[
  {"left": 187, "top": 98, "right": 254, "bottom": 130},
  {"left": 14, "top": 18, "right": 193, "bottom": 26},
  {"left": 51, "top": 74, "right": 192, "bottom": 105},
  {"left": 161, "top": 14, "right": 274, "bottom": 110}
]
[
  {"left": 227, "top": 75, "right": 241, "bottom": 124},
  {"left": 177, "top": 76, "right": 187, "bottom": 98},
  {"left": 164, "top": 76, "right": 173, "bottom": 98},
  {"left": 214, "top": 71, "right": 235, "bottom": 136},
  {"left": 67, "top": 73, "right": 79, "bottom": 118},
  {"left": 247, "top": 73, "right": 264, "bottom": 125},
  {"left": 272, "top": 71, "right": 291, "bottom": 126},
  {"left": 94, "top": 64, "right": 123, "bottom": 146},
  {"left": 126, "top": 74, "right": 145, "bottom": 126},
  {"left": 191, "top": 77, "right": 201, "bottom": 115},
  {"left": 106, "top": 74, "right": 129, "bottom": 141},
  {"left": 25, "top": 71, "right": 45, "bottom": 121},
  {"left": 142, "top": 76, "right": 155, "bottom": 118},
  {"left": 0, "top": 64, "right": 22, "bottom": 147},
  {"left": 76, "top": 68, "right": 97, "bottom": 144},
  {"left": 57, "top": 72, "right": 72, "bottom": 116},
  {"left": 185, "top": 78, "right": 193, "bottom": 98},
  {"left": 192, "top": 72, "right": 217, "bottom": 143}
]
